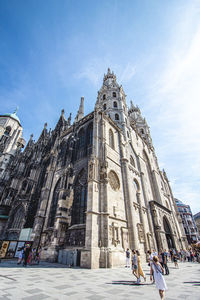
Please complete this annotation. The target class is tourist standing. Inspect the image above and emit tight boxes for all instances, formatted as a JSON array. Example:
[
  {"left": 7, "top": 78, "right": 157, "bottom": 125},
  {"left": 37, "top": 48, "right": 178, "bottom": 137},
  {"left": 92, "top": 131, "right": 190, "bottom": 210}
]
[
  {"left": 162, "top": 250, "right": 169, "bottom": 275},
  {"left": 17, "top": 247, "right": 24, "bottom": 265},
  {"left": 125, "top": 248, "right": 130, "bottom": 267},
  {"left": 150, "top": 256, "right": 167, "bottom": 300},
  {"left": 23, "top": 245, "right": 31, "bottom": 267}
]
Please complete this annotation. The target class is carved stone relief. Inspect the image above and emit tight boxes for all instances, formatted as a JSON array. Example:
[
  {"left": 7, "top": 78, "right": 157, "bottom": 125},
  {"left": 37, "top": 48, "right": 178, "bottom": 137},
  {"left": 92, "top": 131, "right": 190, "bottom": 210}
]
[
  {"left": 137, "top": 223, "right": 145, "bottom": 243},
  {"left": 108, "top": 171, "right": 120, "bottom": 191}
]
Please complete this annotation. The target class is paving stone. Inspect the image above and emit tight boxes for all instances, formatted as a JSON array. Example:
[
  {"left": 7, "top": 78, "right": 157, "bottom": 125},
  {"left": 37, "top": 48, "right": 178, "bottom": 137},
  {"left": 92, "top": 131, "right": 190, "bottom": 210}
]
[
  {"left": 22, "top": 294, "right": 49, "bottom": 300},
  {"left": 54, "top": 284, "right": 72, "bottom": 290},
  {"left": 25, "top": 289, "right": 44, "bottom": 294}
]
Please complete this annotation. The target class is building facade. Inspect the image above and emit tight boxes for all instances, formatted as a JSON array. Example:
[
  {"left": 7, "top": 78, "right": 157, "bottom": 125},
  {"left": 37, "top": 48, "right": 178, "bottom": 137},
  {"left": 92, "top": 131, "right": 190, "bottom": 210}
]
[
  {"left": 175, "top": 199, "right": 198, "bottom": 244},
  {"left": 0, "top": 69, "right": 188, "bottom": 268},
  {"left": 193, "top": 212, "right": 200, "bottom": 241}
]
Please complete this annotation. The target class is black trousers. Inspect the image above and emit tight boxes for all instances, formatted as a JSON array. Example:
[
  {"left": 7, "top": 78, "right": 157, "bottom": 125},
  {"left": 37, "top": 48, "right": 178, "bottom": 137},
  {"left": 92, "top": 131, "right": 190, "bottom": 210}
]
[{"left": 163, "top": 263, "right": 169, "bottom": 275}]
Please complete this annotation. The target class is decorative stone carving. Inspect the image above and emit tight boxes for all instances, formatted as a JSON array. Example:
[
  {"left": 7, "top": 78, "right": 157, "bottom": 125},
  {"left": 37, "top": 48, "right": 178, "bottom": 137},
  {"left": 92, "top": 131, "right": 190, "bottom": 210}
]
[
  {"left": 88, "top": 161, "right": 95, "bottom": 181},
  {"left": 137, "top": 223, "right": 145, "bottom": 243},
  {"left": 108, "top": 171, "right": 120, "bottom": 191}
]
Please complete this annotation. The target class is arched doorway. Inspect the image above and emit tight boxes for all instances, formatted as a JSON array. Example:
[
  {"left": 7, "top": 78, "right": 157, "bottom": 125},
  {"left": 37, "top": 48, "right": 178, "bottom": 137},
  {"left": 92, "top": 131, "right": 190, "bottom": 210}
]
[{"left": 163, "top": 217, "right": 175, "bottom": 249}]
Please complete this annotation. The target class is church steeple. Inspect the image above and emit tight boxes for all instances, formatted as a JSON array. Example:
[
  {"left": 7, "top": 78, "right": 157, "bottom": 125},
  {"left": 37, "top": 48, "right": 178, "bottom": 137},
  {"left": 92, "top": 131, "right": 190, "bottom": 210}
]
[{"left": 95, "top": 68, "right": 129, "bottom": 136}]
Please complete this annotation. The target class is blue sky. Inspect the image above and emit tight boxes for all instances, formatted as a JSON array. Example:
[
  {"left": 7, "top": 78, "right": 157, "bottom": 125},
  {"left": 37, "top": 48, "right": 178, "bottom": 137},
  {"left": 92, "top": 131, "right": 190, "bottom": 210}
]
[{"left": 0, "top": 0, "right": 199, "bottom": 214}]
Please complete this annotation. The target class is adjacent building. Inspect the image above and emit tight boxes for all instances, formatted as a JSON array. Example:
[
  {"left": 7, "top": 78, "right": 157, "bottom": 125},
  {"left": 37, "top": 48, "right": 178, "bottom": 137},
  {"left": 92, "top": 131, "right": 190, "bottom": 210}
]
[
  {"left": 175, "top": 199, "right": 198, "bottom": 244},
  {"left": 0, "top": 69, "right": 188, "bottom": 268},
  {"left": 0, "top": 110, "right": 25, "bottom": 237}
]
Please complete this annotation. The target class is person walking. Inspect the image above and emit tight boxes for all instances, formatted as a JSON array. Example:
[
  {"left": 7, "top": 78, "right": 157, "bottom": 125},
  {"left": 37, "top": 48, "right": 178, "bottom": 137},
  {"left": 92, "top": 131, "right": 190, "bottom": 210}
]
[
  {"left": 131, "top": 250, "right": 139, "bottom": 282},
  {"left": 125, "top": 248, "right": 130, "bottom": 267},
  {"left": 136, "top": 250, "right": 146, "bottom": 283},
  {"left": 150, "top": 256, "right": 167, "bottom": 300}
]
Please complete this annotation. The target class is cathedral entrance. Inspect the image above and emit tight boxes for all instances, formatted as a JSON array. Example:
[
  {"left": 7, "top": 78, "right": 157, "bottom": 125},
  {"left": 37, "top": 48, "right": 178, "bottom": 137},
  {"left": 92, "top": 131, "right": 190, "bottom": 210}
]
[{"left": 163, "top": 217, "right": 175, "bottom": 249}]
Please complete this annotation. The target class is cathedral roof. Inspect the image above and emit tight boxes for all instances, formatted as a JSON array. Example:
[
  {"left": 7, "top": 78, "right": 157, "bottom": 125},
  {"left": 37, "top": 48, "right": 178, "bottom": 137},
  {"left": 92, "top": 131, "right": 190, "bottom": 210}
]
[{"left": 0, "top": 108, "right": 21, "bottom": 125}]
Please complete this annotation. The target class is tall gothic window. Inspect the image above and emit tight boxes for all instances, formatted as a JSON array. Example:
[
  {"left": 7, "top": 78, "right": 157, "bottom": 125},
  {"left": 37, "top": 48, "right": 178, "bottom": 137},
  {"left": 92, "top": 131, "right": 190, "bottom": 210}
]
[
  {"left": 86, "top": 123, "right": 93, "bottom": 155},
  {"left": 103, "top": 103, "right": 106, "bottom": 110},
  {"left": 12, "top": 206, "right": 25, "bottom": 229},
  {"left": 48, "top": 178, "right": 61, "bottom": 228},
  {"left": 113, "top": 101, "right": 118, "bottom": 108},
  {"left": 109, "top": 129, "right": 115, "bottom": 150},
  {"left": 115, "top": 113, "right": 119, "bottom": 120},
  {"left": 113, "top": 92, "right": 116, "bottom": 97},
  {"left": 103, "top": 94, "right": 106, "bottom": 100},
  {"left": 77, "top": 128, "right": 85, "bottom": 159},
  {"left": 71, "top": 169, "right": 87, "bottom": 225}
]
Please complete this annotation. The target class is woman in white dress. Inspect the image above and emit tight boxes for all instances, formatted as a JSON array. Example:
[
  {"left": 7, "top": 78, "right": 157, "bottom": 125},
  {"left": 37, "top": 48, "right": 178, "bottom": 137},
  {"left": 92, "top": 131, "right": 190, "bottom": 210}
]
[{"left": 150, "top": 256, "right": 167, "bottom": 300}]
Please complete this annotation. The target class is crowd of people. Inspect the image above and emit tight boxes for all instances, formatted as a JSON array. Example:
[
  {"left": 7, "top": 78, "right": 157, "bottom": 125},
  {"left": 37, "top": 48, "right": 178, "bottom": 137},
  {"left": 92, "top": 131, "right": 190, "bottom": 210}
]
[
  {"left": 125, "top": 247, "right": 200, "bottom": 300},
  {"left": 17, "top": 245, "right": 41, "bottom": 266}
]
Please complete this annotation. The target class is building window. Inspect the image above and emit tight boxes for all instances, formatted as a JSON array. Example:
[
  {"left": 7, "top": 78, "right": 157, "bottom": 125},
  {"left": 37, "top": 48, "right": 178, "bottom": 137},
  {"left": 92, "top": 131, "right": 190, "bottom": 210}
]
[
  {"left": 115, "top": 114, "right": 119, "bottom": 120},
  {"left": 113, "top": 92, "right": 116, "bottom": 97},
  {"left": 109, "top": 129, "right": 115, "bottom": 150},
  {"left": 77, "top": 128, "right": 85, "bottom": 159},
  {"left": 127, "top": 131, "right": 129, "bottom": 138},
  {"left": 48, "top": 179, "right": 61, "bottom": 227},
  {"left": 71, "top": 169, "right": 87, "bottom": 225},
  {"left": 113, "top": 101, "right": 117, "bottom": 108},
  {"left": 4, "top": 126, "right": 11, "bottom": 136},
  {"left": 103, "top": 103, "right": 106, "bottom": 110},
  {"left": 103, "top": 94, "right": 106, "bottom": 100},
  {"left": 12, "top": 206, "right": 25, "bottom": 229},
  {"left": 140, "top": 128, "right": 144, "bottom": 134}
]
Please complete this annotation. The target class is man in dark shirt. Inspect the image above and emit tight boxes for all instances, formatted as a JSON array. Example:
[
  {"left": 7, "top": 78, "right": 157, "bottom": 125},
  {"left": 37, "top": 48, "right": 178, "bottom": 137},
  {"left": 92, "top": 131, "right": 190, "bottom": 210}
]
[{"left": 161, "top": 249, "right": 169, "bottom": 275}]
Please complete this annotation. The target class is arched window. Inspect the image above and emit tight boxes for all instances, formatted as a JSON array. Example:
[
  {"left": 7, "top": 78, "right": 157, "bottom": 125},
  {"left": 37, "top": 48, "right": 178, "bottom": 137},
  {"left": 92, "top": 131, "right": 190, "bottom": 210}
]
[
  {"left": 109, "top": 129, "right": 115, "bottom": 150},
  {"left": 48, "top": 178, "right": 61, "bottom": 228},
  {"left": 71, "top": 169, "right": 87, "bottom": 225},
  {"left": 4, "top": 126, "right": 11, "bottom": 136},
  {"left": 133, "top": 179, "right": 140, "bottom": 192},
  {"left": 103, "top": 94, "right": 106, "bottom": 100},
  {"left": 113, "top": 92, "right": 116, "bottom": 97},
  {"left": 113, "top": 101, "right": 118, "bottom": 108},
  {"left": 140, "top": 128, "right": 144, "bottom": 134},
  {"left": 12, "top": 206, "right": 25, "bottom": 229},
  {"left": 127, "top": 131, "right": 129, "bottom": 138},
  {"left": 103, "top": 103, "right": 106, "bottom": 110},
  {"left": 115, "top": 114, "right": 119, "bottom": 120},
  {"left": 130, "top": 155, "right": 135, "bottom": 167}
]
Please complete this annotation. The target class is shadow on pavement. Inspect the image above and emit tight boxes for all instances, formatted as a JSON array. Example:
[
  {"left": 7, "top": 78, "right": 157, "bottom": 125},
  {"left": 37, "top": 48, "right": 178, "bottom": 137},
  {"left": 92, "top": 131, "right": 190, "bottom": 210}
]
[
  {"left": 107, "top": 280, "right": 151, "bottom": 286},
  {"left": 183, "top": 281, "right": 200, "bottom": 286}
]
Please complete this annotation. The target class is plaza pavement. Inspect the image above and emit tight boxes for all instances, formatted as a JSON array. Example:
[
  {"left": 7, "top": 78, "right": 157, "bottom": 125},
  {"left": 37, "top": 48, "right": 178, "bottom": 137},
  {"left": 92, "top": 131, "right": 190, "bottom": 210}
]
[{"left": 0, "top": 260, "right": 199, "bottom": 300}]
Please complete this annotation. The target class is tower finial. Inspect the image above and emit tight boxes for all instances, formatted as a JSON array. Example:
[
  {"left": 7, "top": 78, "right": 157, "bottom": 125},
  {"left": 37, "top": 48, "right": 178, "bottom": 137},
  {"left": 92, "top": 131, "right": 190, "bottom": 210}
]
[{"left": 13, "top": 106, "right": 19, "bottom": 114}]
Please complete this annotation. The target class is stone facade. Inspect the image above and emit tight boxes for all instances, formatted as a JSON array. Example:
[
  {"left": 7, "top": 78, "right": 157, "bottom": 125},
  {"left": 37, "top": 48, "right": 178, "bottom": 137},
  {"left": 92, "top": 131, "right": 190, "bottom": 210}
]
[{"left": 0, "top": 69, "right": 188, "bottom": 268}]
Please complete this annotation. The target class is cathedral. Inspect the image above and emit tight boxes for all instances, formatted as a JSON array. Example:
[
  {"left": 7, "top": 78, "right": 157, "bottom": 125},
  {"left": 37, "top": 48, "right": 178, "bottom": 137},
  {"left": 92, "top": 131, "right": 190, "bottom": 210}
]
[{"left": 0, "top": 69, "right": 188, "bottom": 268}]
